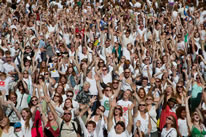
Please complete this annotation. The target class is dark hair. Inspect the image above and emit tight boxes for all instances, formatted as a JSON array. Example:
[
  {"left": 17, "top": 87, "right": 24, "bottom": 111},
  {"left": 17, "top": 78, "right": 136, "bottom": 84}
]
[{"left": 86, "top": 120, "right": 96, "bottom": 128}]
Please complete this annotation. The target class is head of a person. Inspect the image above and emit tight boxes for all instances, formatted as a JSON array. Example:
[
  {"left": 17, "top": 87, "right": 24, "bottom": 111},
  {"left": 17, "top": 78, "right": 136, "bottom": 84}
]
[
  {"left": 103, "top": 85, "right": 113, "bottom": 97},
  {"left": 96, "top": 105, "right": 105, "bottom": 115},
  {"left": 125, "top": 30, "right": 130, "bottom": 38},
  {"left": 86, "top": 120, "right": 96, "bottom": 133},
  {"left": 165, "top": 85, "right": 173, "bottom": 96},
  {"left": 114, "top": 105, "right": 123, "bottom": 116},
  {"left": 176, "top": 106, "right": 186, "bottom": 119},
  {"left": 143, "top": 57, "right": 150, "bottom": 65},
  {"left": 0, "top": 72, "right": 6, "bottom": 80},
  {"left": 53, "top": 92, "right": 63, "bottom": 105},
  {"left": 83, "top": 81, "right": 90, "bottom": 92},
  {"left": 112, "top": 79, "right": 119, "bottom": 89},
  {"left": 176, "top": 81, "right": 184, "bottom": 93},
  {"left": 166, "top": 115, "right": 176, "bottom": 128},
  {"left": 64, "top": 98, "right": 73, "bottom": 110},
  {"left": 155, "top": 78, "right": 162, "bottom": 86},
  {"left": 124, "top": 68, "right": 130, "bottom": 78},
  {"left": 145, "top": 95, "right": 154, "bottom": 105},
  {"left": 48, "top": 111, "right": 55, "bottom": 121},
  {"left": 138, "top": 88, "right": 146, "bottom": 99},
  {"left": 0, "top": 116, "right": 10, "bottom": 129},
  {"left": 115, "top": 121, "right": 125, "bottom": 134},
  {"left": 102, "top": 65, "right": 108, "bottom": 75},
  {"left": 8, "top": 91, "right": 17, "bottom": 104},
  {"left": 14, "top": 122, "right": 22, "bottom": 132},
  {"left": 123, "top": 89, "right": 131, "bottom": 100},
  {"left": 29, "top": 96, "right": 38, "bottom": 107},
  {"left": 62, "top": 110, "right": 72, "bottom": 122},
  {"left": 66, "top": 90, "right": 74, "bottom": 99},
  {"left": 191, "top": 111, "right": 201, "bottom": 123},
  {"left": 59, "top": 75, "right": 67, "bottom": 84},
  {"left": 156, "top": 60, "right": 162, "bottom": 68},
  {"left": 142, "top": 77, "right": 148, "bottom": 87},
  {"left": 38, "top": 75, "right": 44, "bottom": 83},
  {"left": 21, "top": 108, "right": 32, "bottom": 121},
  {"left": 23, "top": 70, "right": 29, "bottom": 78},
  {"left": 167, "top": 97, "right": 177, "bottom": 109},
  {"left": 56, "top": 84, "right": 65, "bottom": 94},
  {"left": 138, "top": 101, "right": 147, "bottom": 112}
]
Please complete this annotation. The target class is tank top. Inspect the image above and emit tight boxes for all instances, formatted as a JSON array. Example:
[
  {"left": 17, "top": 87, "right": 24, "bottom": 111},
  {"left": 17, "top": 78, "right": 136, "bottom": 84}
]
[
  {"left": 45, "top": 122, "right": 60, "bottom": 137},
  {"left": 134, "top": 112, "right": 149, "bottom": 134},
  {"left": 148, "top": 106, "right": 157, "bottom": 132},
  {"left": 191, "top": 125, "right": 206, "bottom": 137}
]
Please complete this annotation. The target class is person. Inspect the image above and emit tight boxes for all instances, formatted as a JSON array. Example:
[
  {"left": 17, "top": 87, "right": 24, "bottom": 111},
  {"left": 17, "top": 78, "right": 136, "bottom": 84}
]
[
  {"left": 13, "top": 122, "right": 24, "bottom": 137},
  {"left": 43, "top": 111, "right": 60, "bottom": 137},
  {"left": 0, "top": 116, "right": 15, "bottom": 137},
  {"left": 133, "top": 101, "right": 152, "bottom": 137},
  {"left": 107, "top": 98, "right": 133, "bottom": 137},
  {"left": 185, "top": 96, "right": 206, "bottom": 137},
  {"left": 161, "top": 115, "right": 178, "bottom": 137},
  {"left": 45, "top": 96, "right": 80, "bottom": 137},
  {"left": 176, "top": 106, "right": 189, "bottom": 137}
]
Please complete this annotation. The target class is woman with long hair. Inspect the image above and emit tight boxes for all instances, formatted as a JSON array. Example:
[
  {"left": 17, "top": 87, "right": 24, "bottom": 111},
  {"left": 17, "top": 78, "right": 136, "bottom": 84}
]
[
  {"left": 145, "top": 94, "right": 164, "bottom": 137},
  {"left": 15, "top": 80, "right": 30, "bottom": 109},
  {"left": 161, "top": 115, "right": 177, "bottom": 137},
  {"left": 133, "top": 101, "right": 152, "bottom": 137},
  {"left": 21, "top": 108, "right": 33, "bottom": 137},
  {"left": 0, "top": 116, "right": 15, "bottom": 136},
  {"left": 186, "top": 96, "right": 206, "bottom": 137},
  {"left": 42, "top": 111, "right": 60, "bottom": 137}
]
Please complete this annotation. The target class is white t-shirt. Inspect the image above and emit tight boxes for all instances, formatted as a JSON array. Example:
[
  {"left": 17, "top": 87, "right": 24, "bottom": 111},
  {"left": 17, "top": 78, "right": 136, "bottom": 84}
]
[
  {"left": 108, "top": 126, "right": 131, "bottom": 137},
  {"left": 0, "top": 77, "right": 13, "bottom": 95},
  {"left": 86, "top": 77, "right": 98, "bottom": 96},
  {"left": 178, "top": 118, "right": 189, "bottom": 136},
  {"left": 161, "top": 127, "right": 177, "bottom": 137},
  {"left": 2, "top": 126, "right": 15, "bottom": 137},
  {"left": 117, "top": 100, "right": 133, "bottom": 126},
  {"left": 21, "top": 118, "right": 33, "bottom": 137},
  {"left": 16, "top": 90, "right": 29, "bottom": 110},
  {"left": 3, "top": 63, "right": 15, "bottom": 74}
]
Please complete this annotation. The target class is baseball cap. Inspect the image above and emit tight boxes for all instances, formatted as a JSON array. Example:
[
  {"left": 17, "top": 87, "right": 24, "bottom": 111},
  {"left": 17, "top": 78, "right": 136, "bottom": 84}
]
[{"left": 14, "top": 122, "right": 21, "bottom": 128}]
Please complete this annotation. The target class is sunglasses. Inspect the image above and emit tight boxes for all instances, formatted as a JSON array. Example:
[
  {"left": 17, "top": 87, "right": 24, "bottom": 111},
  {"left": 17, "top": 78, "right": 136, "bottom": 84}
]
[
  {"left": 177, "top": 86, "right": 183, "bottom": 88},
  {"left": 146, "top": 98, "right": 152, "bottom": 100},
  {"left": 124, "top": 72, "right": 130, "bottom": 73},
  {"left": 113, "top": 82, "right": 119, "bottom": 84},
  {"left": 102, "top": 69, "right": 107, "bottom": 71},
  {"left": 45, "top": 73, "right": 49, "bottom": 75},
  {"left": 64, "top": 113, "right": 71, "bottom": 115},
  {"left": 98, "top": 107, "right": 104, "bottom": 112},
  {"left": 105, "top": 89, "right": 112, "bottom": 91},
  {"left": 139, "top": 104, "right": 146, "bottom": 106},
  {"left": 32, "top": 99, "right": 38, "bottom": 102},
  {"left": 167, "top": 117, "right": 173, "bottom": 121},
  {"left": 67, "top": 94, "right": 73, "bottom": 97},
  {"left": 54, "top": 95, "right": 60, "bottom": 97}
]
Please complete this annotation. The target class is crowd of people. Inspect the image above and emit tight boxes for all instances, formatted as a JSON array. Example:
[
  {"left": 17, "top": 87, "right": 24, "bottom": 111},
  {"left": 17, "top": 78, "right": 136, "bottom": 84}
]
[{"left": 0, "top": 0, "right": 206, "bottom": 137}]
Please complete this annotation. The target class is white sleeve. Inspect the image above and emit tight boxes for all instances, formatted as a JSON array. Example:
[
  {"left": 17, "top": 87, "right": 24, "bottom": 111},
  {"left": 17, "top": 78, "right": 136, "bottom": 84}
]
[
  {"left": 171, "top": 129, "right": 177, "bottom": 137},
  {"left": 77, "top": 116, "right": 88, "bottom": 136}
]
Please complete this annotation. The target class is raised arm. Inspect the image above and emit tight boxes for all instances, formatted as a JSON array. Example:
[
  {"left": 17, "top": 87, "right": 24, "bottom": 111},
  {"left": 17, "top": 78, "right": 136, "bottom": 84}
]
[
  {"left": 127, "top": 104, "right": 134, "bottom": 134},
  {"left": 96, "top": 80, "right": 103, "bottom": 100},
  {"left": 185, "top": 96, "right": 193, "bottom": 131},
  {"left": 107, "top": 98, "right": 116, "bottom": 131}
]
